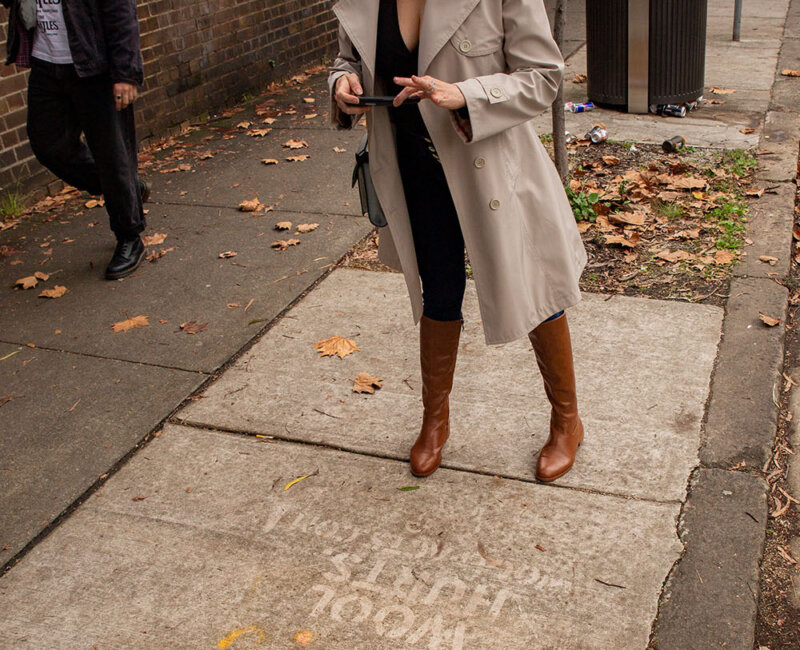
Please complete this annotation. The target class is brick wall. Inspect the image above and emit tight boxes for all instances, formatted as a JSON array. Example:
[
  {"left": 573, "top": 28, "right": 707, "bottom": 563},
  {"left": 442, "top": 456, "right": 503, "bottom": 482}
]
[{"left": 0, "top": 0, "right": 339, "bottom": 201}]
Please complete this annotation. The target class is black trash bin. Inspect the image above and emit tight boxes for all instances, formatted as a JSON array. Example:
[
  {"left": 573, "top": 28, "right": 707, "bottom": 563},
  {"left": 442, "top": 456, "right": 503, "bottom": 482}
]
[{"left": 585, "top": 0, "right": 707, "bottom": 111}]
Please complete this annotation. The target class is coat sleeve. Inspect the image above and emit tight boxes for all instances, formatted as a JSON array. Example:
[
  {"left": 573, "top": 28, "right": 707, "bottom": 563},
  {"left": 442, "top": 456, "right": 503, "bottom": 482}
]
[
  {"left": 99, "top": 0, "right": 144, "bottom": 85},
  {"left": 328, "top": 23, "right": 363, "bottom": 130},
  {"left": 453, "top": 0, "right": 563, "bottom": 143}
]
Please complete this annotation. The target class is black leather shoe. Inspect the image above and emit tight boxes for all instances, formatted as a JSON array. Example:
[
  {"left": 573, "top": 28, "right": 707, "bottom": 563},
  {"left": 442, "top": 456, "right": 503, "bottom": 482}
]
[
  {"left": 138, "top": 180, "right": 151, "bottom": 204},
  {"left": 105, "top": 236, "right": 145, "bottom": 280}
]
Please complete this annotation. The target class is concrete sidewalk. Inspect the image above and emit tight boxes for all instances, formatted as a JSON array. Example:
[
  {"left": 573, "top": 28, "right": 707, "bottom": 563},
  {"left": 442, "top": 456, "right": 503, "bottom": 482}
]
[{"left": 1, "top": 0, "right": 799, "bottom": 647}]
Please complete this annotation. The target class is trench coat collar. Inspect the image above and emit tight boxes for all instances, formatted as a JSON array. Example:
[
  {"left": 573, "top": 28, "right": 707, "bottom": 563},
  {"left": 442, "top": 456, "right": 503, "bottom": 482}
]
[{"left": 333, "top": 0, "right": 481, "bottom": 77}]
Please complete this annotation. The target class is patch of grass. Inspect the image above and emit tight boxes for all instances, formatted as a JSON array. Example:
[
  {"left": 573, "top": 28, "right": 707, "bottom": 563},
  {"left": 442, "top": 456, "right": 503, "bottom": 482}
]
[
  {"left": 566, "top": 186, "right": 599, "bottom": 222},
  {"left": 719, "top": 149, "right": 757, "bottom": 177},
  {"left": 0, "top": 189, "right": 23, "bottom": 219},
  {"left": 652, "top": 200, "right": 686, "bottom": 220},
  {"left": 240, "top": 92, "right": 254, "bottom": 103},
  {"left": 539, "top": 132, "right": 553, "bottom": 144},
  {"left": 707, "top": 197, "right": 747, "bottom": 250}
]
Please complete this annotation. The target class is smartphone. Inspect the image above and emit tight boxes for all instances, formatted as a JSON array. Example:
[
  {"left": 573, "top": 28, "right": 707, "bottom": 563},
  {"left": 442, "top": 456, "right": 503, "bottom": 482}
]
[{"left": 348, "top": 95, "right": 421, "bottom": 106}]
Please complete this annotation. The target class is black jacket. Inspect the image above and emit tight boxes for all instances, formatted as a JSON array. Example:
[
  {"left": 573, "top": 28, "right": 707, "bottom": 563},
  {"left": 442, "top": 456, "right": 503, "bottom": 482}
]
[{"left": 2, "top": 0, "right": 143, "bottom": 85}]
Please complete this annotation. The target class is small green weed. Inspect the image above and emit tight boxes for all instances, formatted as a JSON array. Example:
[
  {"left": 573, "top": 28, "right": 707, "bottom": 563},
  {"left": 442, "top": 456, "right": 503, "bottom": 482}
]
[
  {"left": 539, "top": 132, "right": 554, "bottom": 144},
  {"left": 707, "top": 197, "right": 747, "bottom": 250},
  {"left": 719, "top": 149, "right": 757, "bottom": 177},
  {"left": 566, "top": 186, "right": 599, "bottom": 222},
  {"left": 652, "top": 200, "right": 685, "bottom": 220},
  {"left": 0, "top": 189, "right": 23, "bottom": 219}
]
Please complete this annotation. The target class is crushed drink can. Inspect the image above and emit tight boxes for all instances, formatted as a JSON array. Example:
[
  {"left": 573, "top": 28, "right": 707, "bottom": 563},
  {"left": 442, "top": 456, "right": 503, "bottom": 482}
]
[
  {"left": 655, "top": 104, "right": 687, "bottom": 118},
  {"left": 684, "top": 100, "right": 699, "bottom": 112},
  {"left": 565, "top": 131, "right": 577, "bottom": 144},
  {"left": 662, "top": 135, "right": 686, "bottom": 153},
  {"left": 566, "top": 101, "right": 595, "bottom": 113},
  {"left": 585, "top": 123, "right": 607, "bottom": 144}
]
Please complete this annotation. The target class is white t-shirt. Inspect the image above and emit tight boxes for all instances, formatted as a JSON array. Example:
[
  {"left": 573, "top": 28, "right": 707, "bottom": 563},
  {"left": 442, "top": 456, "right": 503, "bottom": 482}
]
[{"left": 32, "top": 0, "right": 73, "bottom": 65}]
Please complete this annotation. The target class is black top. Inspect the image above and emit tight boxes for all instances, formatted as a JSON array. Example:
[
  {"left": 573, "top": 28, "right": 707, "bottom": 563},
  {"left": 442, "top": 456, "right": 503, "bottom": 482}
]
[{"left": 375, "top": 0, "right": 428, "bottom": 135}]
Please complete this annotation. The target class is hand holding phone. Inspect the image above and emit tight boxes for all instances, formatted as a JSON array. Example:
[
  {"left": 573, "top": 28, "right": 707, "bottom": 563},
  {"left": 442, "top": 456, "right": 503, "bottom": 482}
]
[{"left": 348, "top": 95, "right": 421, "bottom": 107}]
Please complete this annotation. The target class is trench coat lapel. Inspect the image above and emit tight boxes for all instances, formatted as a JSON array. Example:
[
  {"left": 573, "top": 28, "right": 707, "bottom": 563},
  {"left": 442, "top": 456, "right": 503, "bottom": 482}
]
[
  {"left": 418, "top": 0, "right": 481, "bottom": 75},
  {"left": 332, "top": 0, "right": 380, "bottom": 78},
  {"left": 334, "top": 0, "right": 481, "bottom": 78}
]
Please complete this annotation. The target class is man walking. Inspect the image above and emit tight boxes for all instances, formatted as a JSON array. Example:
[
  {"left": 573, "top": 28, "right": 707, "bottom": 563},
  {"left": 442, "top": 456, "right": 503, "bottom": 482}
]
[{"left": 3, "top": 0, "right": 148, "bottom": 279}]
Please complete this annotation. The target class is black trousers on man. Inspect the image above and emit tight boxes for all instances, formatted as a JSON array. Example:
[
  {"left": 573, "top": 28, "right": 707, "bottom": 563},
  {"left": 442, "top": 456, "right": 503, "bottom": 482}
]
[{"left": 26, "top": 58, "right": 145, "bottom": 240}]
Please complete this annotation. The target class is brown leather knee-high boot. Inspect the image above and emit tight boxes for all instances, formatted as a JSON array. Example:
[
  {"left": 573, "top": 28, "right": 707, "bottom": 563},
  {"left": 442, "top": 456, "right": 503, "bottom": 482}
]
[
  {"left": 410, "top": 316, "right": 462, "bottom": 477},
  {"left": 528, "top": 313, "right": 584, "bottom": 482}
]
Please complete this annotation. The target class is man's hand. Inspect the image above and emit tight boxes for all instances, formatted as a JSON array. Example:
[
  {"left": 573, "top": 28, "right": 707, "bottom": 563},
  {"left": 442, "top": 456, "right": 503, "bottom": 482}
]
[{"left": 113, "top": 82, "right": 138, "bottom": 111}]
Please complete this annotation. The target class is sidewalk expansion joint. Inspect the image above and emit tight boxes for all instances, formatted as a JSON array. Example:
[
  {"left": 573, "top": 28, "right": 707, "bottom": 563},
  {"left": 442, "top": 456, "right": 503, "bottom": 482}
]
[
  {"left": 0, "top": 340, "right": 210, "bottom": 375},
  {"left": 172, "top": 418, "right": 685, "bottom": 507},
  {"left": 147, "top": 199, "right": 361, "bottom": 220}
]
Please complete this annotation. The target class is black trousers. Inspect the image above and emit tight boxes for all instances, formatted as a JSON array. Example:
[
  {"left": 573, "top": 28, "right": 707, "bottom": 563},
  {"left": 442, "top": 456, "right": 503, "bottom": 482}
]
[
  {"left": 26, "top": 58, "right": 145, "bottom": 240},
  {"left": 396, "top": 127, "right": 466, "bottom": 322}
]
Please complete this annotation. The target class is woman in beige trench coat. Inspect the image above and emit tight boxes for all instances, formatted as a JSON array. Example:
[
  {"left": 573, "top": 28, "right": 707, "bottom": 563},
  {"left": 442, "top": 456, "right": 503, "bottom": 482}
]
[{"left": 329, "top": 0, "right": 588, "bottom": 481}]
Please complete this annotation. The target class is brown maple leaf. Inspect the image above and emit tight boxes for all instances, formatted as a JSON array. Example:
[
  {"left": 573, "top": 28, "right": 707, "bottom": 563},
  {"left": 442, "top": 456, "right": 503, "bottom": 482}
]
[
  {"left": 239, "top": 198, "right": 263, "bottom": 212},
  {"left": 142, "top": 232, "right": 168, "bottom": 246},
  {"left": 295, "top": 223, "right": 319, "bottom": 233},
  {"left": 353, "top": 372, "right": 383, "bottom": 394},
  {"left": 112, "top": 315, "right": 150, "bottom": 332},
  {"left": 180, "top": 320, "right": 208, "bottom": 334},
  {"left": 218, "top": 251, "right": 237, "bottom": 258},
  {"left": 261, "top": 158, "right": 279, "bottom": 165},
  {"left": 275, "top": 221, "right": 292, "bottom": 231},
  {"left": 313, "top": 335, "right": 359, "bottom": 359},
  {"left": 14, "top": 276, "right": 38, "bottom": 290},
  {"left": 271, "top": 239, "right": 301, "bottom": 251},
  {"left": 39, "top": 285, "right": 68, "bottom": 299},
  {"left": 759, "top": 312, "right": 781, "bottom": 327},
  {"left": 283, "top": 139, "right": 309, "bottom": 149},
  {"left": 286, "top": 155, "right": 311, "bottom": 162}
]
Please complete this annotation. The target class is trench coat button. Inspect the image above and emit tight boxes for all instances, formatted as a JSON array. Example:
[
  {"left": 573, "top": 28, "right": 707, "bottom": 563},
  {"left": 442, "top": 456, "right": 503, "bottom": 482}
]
[
  {"left": 459, "top": 39, "right": 472, "bottom": 53},
  {"left": 489, "top": 199, "right": 501, "bottom": 210},
  {"left": 474, "top": 156, "right": 486, "bottom": 168},
  {"left": 490, "top": 87, "right": 503, "bottom": 98}
]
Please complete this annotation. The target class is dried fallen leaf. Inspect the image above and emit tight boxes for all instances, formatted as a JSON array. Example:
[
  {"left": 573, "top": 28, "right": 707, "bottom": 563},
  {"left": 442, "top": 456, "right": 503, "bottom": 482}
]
[
  {"left": 576, "top": 221, "right": 593, "bottom": 234},
  {"left": 218, "top": 251, "right": 237, "bottom": 258},
  {"left": 239, "top": 198, "right": 263, "bottom": 212},
  {"left": 759, "top": 312, "right": 781, "bottom": 327},
  {"left": 112, "top": 315, "right": 149, "bottom": 332},
  {"left": 602, "top": 155, "right": 620, "bottom": 166},
  {"left": 275, "top": 221, "right": 292, "bottom": 230},
  {"left": 745, "top": 187, "right": 765, "bottom": 198},
  {"left": 262, "top": 117, "right": 277, "bottom": 125},
  {"left": 714, "top": 249, "right": 736, "bottom": 265},
  {"left": 286, "top": 154, "right": 311, "bottom": 162},
  {"left": 313, "top": 335, "right": 359, "bottom": 359},
  {"left": 304, "top": 113, "right": 318, "bottom": 120},
  {"left": 250, "top": 128, "right": 272, "bottom": 137},
  {"left": 283, "top": 139, "right": 309, "bottom": 149},
  {"left": 333, "top": 146, "right": 347, "bottom": 153},
  {"left": 236, "top": 121, "right": 252, "bottom": 129},
  {"left": 180, "top": 320, "right": 208, "bottom": 334},
  {"left": 604, "top": 234, "right": 638, "bottom": 248},
  {"left": 353, "top": 372, "right": 383, "bottom": 394},
  {"left": 271, "top": 239, "right": 301, "bottom": 251},
  {"left": 261, "top": 158, "right": 279, "bottom": 165},
  {"left": 302, "top": 97, "right": 316, "bottom": 104},
  {"left": 781, "top": 69, "right": 800, "bottom": 77},
  {"left": 227, "top": 302, "right": 241, "bottom": 308},
  {"left": 571, "top": 73, "right": 588, "bottom": 83},
  {"left": 759, "top": 255, "right": 779, "bottom": 266},
  {"left": 656, "top": 249, "right": 694, "bottom": 262},
  {"left": 739, "top": 128, "right": 755, "bottom": 134},
  {"left": 296, "top": 223, "right": 319, "bottom": 233},
  {"left": 142, "top": 232, "right": 167, "bottom": 246},
  {"left": 295, "top": 630, "right": 315, "bottom": 645},
  {"left": 85, "top": 198, "right": 105, "bottom": 209},
  {"left": 39, "top": 285, "right": 67, "bottom": 299},
  {"left": 34, "top": 271, "right": 49, "bottom": 281},
  {"left": 14, "top": 276, "right": 38, "bottom": 290},
  {"left": 608, "top": 212, "right": 645, "bottom": 227},
  {"left": 710, "top": 87, "right": 735, "bottom": 94}
]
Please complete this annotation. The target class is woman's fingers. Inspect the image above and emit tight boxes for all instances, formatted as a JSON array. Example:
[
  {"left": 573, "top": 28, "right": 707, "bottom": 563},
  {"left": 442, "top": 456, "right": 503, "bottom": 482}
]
[
  {"left": 335, "top": 74, "right": 371, "bottom": 115},
  {"left": 392, "top": 86, "right": 419, "bottom": 107}
]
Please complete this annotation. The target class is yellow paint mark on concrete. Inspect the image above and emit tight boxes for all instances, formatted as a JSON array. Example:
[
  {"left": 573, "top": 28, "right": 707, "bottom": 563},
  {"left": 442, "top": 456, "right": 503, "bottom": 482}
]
[
  {"left": 218, "top": 625, "right": 266, "bottom": 648},
  {"left": 283, "top": 474, "right": 311, "bottom": 491}
]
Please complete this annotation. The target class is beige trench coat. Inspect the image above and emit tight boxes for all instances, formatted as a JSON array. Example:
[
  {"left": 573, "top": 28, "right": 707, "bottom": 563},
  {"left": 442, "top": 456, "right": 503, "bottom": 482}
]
[{"left": 329, "top": 0, "right": 587, "bottom": 345}]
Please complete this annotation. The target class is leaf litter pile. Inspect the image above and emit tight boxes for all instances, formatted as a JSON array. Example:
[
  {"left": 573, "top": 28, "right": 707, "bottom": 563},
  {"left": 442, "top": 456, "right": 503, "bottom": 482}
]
[{"left": 341, "top": 141, "right": 767, "bottom": 307}]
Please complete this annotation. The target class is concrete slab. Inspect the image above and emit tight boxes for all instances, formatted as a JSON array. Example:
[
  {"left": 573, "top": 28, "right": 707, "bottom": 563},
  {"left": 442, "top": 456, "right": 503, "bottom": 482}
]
[
  {"left": 734, "top": 183, "right": 796, "bottom": 279},
  {"left": 148, "top": 125, "right": 364, "bottom": 216},
  {"left": 0, "top": 343, "right": 204, "bottom": 566},
  {"left": 701, "top": 277, "right": 788, "bottom": 469},
  {"left": 756, "top": 111, "right": 800, "bottom": 183},
  {"left": 0, "top": 423, "right": 683, "bottom": 649},
  {"left": 787, "top": 387, "right": 800, "bottom": 610},
  {"left": 178, "top": 268, "right": 722, "bottom": 503},
  {"left": 771, "top": 38, "right": 800, "bottom": 113},
  {"left": 652, "top": 469, "right": 768, "bottom": 650},
  {"left": 0, "top": 204, "right": 371, "bottom": 372}
]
